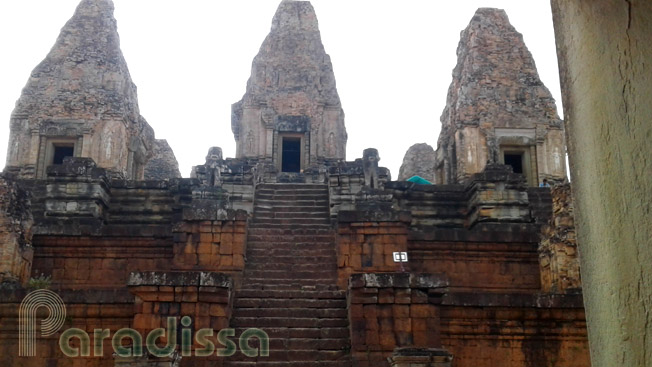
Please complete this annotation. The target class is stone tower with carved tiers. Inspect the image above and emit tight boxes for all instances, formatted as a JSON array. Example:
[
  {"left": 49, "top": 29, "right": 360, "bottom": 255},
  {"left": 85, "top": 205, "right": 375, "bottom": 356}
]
[
  {"left": 435, "top": 8, "right": 567, "bottom": 186},
  {"left": 4, "top": 0, "right": 159, "bottom": 180},
  {"left": 231, "top": 0, "right": 347, "bottom": 174}
]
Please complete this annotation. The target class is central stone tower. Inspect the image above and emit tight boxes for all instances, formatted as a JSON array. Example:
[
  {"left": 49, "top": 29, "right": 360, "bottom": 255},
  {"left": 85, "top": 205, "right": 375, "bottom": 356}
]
[{"left": 231, "top": 0, "right": 347, "bottom": 173}]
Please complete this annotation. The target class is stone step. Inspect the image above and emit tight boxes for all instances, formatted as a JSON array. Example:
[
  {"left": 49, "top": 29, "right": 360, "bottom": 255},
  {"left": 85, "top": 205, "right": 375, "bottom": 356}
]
[
  {"left": 246, "top": 246, "right": 334, "bottom": 253},
  {"left": 244, "top": 262, "right": 336, "bottom": 270},
  {"left": 234, "top": 298, "right": 346, "bottom": 309},
  {"left": 105, "top": 215, "right": 174, "bottom": 224},
  {"left": 254, "top": 198, "right": 329, "bottom": 205},
  {"left": 252, "top": 218, "right": 331, "bottom": 225},
  {"left": 255, "top": 190, "right": 328, "bottom": 197},
  {"left": 247, "top": 232, "right": 333, "bottom": 240},
  {"left": 257, "top": 183, "right": 328, "bottom": 189},
  {"left": 235, "top": 289, "right": 346, "bottom": 299},
  {"left": 239, "top": 283, "right": 340, "bottom": 291},
  {"left": 246, "top": 248, "right": 335, "bottom": 255},
  {"left": 242, "top": 278, "right": 337, "bottom": 286},
  {"left": 249, "top": 224, "right": 333, "bottom": 230},
  {"left": 245, "top": 243, "right": 335, "bottom": 250},
  {"left": 254, "top": 211, "right": 329, "bottom": 219},
  {"left": 227, "top": 350, "right": 349, "bottom": 362},
  {"left": 248, "top": 228, "right": 333, "bottom": 234},
  {"left": 246, "top": 240, "right": 335, "bottom": 247},
  {"left": 255, "top": 192, "right": 328, "bottom": 199},
  {"left": 233, "top": 183, "right": 349, "bottom": 365},
  {"left": 245, "top": 263, "right": 337, "bottom": 271},
  {"left": 233, "top": 327, "right": 349, "bottom": 339},
  {"left": 231, "top": 317, "right": 348, "bottom": 328},
  {"left": 246, "top": 244, "right": 334, "bottom": 251},
  {"left": 246, "top": 245, "right": 335, "bottom": 251},
  {"left": 243, "top": 256, "right": 335, "bottom": 265},
  {"left": 262, "top": 338, "right": 349, "bottom": 351},
  {"left": 233, "top": 307, "right": 347, "bottom": 318},
  {"left": 244, "top": 263, "right": 336, "bottom": 270},
  {"left": 255, "top": 205, "right": 331, "bottom": 213},
  {"left": 225, "top": 353, "right": 351, "bottom": 365},
  {"left": 246, "top": 247, "right": 335, "bottom": 256},
  {"left": 243, "top": 270, "right": 338, "bottom": 280},
  {"left": 253, "top": 216, "right": 329, "bottom": 223},
  {"left": 253, "top": 208, "right": 330, "bottom": 216}
]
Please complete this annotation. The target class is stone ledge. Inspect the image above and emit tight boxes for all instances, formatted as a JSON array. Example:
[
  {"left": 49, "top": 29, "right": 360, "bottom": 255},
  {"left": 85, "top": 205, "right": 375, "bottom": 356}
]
[
  {"left": 442, "top": 291, "right": 585, "bottom": 308},
  {"left": 127, "top": 271, "right": 232, "bottom": 288},
  {"left": 338, "top": 210, "right": 411, "bottom": 223},
  {"left": 350, "top": 273, "right": 449, "bottom": 290},
  {"left": 45, "top": 157, "right": 108, "bottom": 181},
  {"left": 385, "top": 181, "right": 466, "bottom": 193},
  {"left": 389, "top": 347, "right": 453, "bottom": 367},
  {"left": 182, "top": 203, "right": 248, "bottom": 221},
  {"left": 0, "top": 288, "right": 133, "bottom": 303},
  {"left": 408, "top": 223, "right": 541, "bottom": 243}
]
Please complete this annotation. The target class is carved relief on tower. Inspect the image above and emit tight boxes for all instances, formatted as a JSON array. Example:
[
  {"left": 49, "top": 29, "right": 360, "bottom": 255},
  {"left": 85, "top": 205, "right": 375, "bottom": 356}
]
[
  {"left": 453, "top": 127, "right": 488, "bottom": 182},
  {"left": 245, "top": 130, "right": 255, "bottom": 156},
  {"left": 237, "top": 107, "right": 265, "bottom": 158},
  {"left": 261, "top": 108, "right": 275, "bottom": 128},
  {"left": 104, "top": 133, "right": 113, "bottom": 161},
  {"left": 538, "top": 129, "right": 567, "bottom": 182},
  {"left": 327, "top": 132, "right": 336, "bottom": 157},
  {"left": 87, "top": 120, "right": 128, "bottom": 175},
  {"left": 231, "top": 1, "right": 347, "bottom": 164}
]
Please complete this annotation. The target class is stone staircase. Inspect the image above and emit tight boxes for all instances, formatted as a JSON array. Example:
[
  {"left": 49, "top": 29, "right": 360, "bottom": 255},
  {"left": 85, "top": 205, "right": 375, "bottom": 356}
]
[{"left": 226, "top": 183, "right": 352, "bottom": 366}]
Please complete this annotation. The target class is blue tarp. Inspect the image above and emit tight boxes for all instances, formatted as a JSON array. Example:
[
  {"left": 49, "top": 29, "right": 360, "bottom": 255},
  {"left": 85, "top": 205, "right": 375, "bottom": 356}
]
[{"left": 406, "top": 175, "right": 432, "bottom": 185}]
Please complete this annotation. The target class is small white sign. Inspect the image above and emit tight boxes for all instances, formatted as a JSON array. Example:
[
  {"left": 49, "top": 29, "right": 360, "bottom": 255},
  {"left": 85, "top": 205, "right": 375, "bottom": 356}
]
[{"left": 393, "top": 252, "right": 408, "bottom": 263}]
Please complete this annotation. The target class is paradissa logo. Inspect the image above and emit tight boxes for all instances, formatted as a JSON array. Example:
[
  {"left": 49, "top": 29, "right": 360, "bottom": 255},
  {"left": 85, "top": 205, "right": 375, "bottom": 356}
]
[{"left": 19, "top": 289, "right": 269, "bottom": 358}]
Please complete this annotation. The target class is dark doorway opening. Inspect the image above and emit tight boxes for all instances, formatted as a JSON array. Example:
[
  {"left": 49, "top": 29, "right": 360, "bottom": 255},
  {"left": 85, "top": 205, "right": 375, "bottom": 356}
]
[
  {"left": 52, "top": 145, "right": 74, "bottom": 165},
  {"left": 281, "top": 138, "right": 301, "bottom": 173},
  {"left": 504, "top": 153, "right": 524, "bottom": 174}
]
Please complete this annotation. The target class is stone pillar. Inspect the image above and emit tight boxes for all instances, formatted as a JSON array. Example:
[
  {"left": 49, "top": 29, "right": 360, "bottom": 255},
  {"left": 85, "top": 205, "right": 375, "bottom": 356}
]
[
  {"left": 388, "top": 348, "right": 453, "bottom": 367},
  {"left": 551, "top": 1, "right": 652, "bottom": 365}
]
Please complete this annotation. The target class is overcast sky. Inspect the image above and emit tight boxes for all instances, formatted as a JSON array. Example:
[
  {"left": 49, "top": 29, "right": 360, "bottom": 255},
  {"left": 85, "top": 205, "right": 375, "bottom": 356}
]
[{"left": 0, "top": 0, "right": 562, "bottom": 178}]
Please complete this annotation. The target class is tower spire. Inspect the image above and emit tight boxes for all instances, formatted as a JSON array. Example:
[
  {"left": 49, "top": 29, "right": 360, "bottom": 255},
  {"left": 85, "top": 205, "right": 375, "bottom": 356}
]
[
  {"left": 231, "top": 1, "right": 347, "bottom": 170},
  {"left": 5, "top": 0, "right": 157, "bottom": 179},
  {"left": 434, "top": 8, "right": 567, "bottom": 185}
]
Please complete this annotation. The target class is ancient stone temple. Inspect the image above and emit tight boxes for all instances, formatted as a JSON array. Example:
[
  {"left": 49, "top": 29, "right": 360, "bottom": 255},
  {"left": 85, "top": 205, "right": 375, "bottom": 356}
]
[
  {"left": 231, "top": 0, "right": 347, "bottom": 172},
  {"left": 435, "top": 8, "right": 567, "bottom": 186},
  {"left": 0, "top": 1, "right": 589, "bottom": 367}
]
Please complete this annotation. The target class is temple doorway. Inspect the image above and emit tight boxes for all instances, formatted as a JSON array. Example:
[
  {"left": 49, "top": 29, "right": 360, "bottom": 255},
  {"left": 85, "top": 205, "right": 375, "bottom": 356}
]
[{"left": 281, "top": 137, "right": 301, "bottom": 172}]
